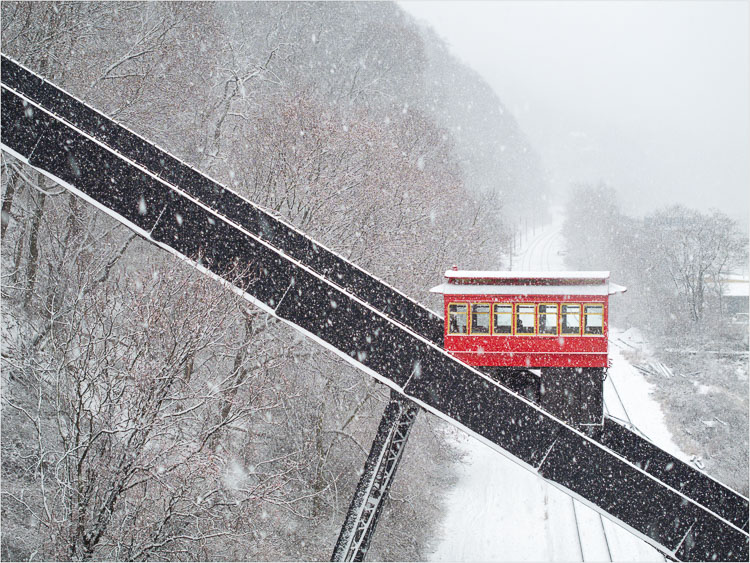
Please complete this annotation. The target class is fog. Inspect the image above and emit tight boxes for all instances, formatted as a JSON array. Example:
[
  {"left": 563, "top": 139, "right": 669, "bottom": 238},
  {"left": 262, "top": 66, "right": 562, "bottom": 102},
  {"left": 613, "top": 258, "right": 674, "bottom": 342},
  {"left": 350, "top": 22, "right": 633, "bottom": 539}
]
[{"left": 401, "top": 1, "right": 749, "bottom": 221}]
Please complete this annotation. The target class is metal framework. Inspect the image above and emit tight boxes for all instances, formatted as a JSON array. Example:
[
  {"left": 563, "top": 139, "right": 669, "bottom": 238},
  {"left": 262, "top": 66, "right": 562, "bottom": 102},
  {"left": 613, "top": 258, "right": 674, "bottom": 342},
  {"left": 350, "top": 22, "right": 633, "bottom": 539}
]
[
  {"left": 332, "top": 391, "right": 419, "bottom": 562},
  {"left": 1, "top": 54, "right": 747, "bottom": 561}
]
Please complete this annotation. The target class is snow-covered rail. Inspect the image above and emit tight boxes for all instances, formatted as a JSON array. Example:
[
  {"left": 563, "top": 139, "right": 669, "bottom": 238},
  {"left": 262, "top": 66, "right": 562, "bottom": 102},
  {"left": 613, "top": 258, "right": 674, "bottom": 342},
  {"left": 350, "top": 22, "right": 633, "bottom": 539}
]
[{"left": 1, "top": 54, "right": 747, "bottom": 561}]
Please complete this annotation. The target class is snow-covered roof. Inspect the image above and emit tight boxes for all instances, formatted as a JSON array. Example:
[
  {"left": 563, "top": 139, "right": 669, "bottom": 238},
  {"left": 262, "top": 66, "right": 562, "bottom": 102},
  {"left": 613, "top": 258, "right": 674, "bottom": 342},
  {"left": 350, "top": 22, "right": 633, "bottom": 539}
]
[
  {"left": 431, "top": 271, "right": 626, "bottom": 296},
  {"left": 430, "top": 283, "right": 626, "bottom": 296},
  {"left": 444, "top": 270, "right": 610, "bottom": 280},
  {"left": 722, "top": 277, "right": 749, "bottom": 298}
]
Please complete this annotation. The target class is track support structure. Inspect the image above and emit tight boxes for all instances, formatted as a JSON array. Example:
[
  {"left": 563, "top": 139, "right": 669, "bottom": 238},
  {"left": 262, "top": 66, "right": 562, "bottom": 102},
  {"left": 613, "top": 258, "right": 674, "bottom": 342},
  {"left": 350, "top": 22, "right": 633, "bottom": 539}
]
[
  {"left": 332, "top": 390, "right": 420, "bottom": 562},
  {"left": 3, "top": 53, "right": 747, "bottom": 561}
]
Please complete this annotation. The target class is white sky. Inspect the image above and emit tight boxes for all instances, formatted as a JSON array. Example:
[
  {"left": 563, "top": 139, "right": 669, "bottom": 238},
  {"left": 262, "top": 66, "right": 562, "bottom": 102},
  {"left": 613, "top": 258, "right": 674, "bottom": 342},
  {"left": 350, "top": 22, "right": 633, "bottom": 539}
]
[{"left": 400, "top": 1, "right": 749, "bottom": 220}]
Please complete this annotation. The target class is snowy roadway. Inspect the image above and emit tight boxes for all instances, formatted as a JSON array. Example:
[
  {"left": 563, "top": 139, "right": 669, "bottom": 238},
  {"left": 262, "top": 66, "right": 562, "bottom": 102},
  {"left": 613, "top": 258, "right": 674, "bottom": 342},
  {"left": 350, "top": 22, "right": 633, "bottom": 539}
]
[{"left": 429, "top": 214, "right": 681, "bottom": 561}]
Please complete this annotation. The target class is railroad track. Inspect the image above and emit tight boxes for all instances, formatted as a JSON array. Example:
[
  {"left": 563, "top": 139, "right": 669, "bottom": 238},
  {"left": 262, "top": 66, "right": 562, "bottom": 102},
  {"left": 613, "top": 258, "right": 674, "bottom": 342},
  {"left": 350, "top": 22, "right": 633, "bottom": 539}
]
[{"left": 600, "top": 338, "right": 668, "bottom": 562}]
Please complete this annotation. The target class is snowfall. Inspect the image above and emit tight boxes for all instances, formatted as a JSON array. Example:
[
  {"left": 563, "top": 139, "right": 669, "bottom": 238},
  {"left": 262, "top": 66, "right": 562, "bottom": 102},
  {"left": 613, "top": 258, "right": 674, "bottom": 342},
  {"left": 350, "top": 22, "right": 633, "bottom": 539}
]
[{"left": 428, "top": 213, "right": 687, "bottom": 562}]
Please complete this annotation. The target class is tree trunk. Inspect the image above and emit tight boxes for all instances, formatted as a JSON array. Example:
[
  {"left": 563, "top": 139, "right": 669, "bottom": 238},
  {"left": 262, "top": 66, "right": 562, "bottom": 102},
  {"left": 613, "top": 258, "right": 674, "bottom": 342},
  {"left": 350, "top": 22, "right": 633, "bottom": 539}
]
[
  {"left": 23, "top": 176, "right": 46, "bottom": 308},
  {"left": 1, "top": 166, "right": 20, "bottom": 240},
  {"left": 313, "top": 404, "right": 326, "bottom": 517},
  {"left": 220, "top": 312, "right": 254, "bottom": 423}
]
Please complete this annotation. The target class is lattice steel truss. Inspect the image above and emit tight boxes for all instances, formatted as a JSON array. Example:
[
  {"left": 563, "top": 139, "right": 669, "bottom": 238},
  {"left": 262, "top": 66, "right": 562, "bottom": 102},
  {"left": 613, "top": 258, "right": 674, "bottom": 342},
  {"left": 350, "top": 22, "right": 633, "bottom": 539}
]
[{"left": 332, "top": 391, "right": 419, "bottom": 562}]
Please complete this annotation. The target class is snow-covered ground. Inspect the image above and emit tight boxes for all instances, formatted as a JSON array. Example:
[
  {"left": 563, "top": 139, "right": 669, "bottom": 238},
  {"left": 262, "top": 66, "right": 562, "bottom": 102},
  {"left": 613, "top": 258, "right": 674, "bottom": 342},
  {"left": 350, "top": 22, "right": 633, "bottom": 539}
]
[{"left": 429, "top": 213, "right": 683, "bottom": 562}]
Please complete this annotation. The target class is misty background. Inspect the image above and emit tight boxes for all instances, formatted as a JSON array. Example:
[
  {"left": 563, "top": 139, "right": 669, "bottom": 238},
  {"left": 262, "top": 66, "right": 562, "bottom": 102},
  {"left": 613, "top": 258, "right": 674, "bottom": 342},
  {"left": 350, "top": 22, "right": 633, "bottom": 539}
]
[
  {"left": 402, "top": 1, "right": 750, "bottom": 223},
  {"left": 1, "top": 2, "right": 747, "bottom": 561}
]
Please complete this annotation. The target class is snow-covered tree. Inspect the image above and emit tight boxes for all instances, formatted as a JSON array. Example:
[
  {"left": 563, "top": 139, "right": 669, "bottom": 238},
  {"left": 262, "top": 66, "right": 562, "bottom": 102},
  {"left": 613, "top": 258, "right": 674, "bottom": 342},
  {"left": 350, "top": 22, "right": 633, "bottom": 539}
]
[
  {"left": 644, "top": 205, "right": 746, "bottom": 325},
  {"left": 2, "top": 2, "right": 538, "bottom": 559}
]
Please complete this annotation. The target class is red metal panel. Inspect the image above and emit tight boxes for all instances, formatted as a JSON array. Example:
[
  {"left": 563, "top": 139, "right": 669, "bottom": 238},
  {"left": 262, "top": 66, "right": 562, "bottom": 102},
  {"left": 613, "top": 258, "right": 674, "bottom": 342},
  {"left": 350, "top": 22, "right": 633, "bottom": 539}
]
[{"left": 443, "top": 292, "right": 609, "bottom": 368}]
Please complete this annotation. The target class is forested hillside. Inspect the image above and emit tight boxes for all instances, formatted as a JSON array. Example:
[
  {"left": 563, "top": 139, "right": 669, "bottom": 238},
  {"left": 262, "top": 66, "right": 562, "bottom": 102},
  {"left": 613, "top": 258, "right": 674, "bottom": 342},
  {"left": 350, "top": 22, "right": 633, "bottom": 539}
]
[
  {"left": 0, "top": 3, "right": 545, "bottom": 560},
  {"left": 562, "top": 184, "right": 749, "bottom": 495}
]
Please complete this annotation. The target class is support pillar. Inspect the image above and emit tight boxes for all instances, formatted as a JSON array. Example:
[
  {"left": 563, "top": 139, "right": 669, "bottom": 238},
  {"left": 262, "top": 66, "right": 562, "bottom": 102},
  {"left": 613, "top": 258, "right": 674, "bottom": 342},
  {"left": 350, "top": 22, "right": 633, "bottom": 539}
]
[
  {"left": 540, "top": 367, "right": 604, "bottom": 429},
  {"left": 331, "top": 390, "right": 419, "bottom": 562}
]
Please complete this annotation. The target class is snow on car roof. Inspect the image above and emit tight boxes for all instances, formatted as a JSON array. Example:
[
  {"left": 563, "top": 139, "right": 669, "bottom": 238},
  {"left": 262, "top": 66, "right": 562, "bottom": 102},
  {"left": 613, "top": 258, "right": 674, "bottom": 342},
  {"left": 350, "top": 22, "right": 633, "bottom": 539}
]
[
  {"left": 430, "top": 283, "right": 613, "bottom": 296},
  {"left": 444, "top": 270, "right": 611, "bottom": 280},
  {"left": 431, "top": 271, "right": 626, "bottom": 296}
]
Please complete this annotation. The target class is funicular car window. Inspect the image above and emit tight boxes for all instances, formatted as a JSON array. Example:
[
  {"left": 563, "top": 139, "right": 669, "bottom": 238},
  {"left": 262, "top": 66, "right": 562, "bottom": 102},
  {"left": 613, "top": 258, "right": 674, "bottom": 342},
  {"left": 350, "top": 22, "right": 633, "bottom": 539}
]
[
  {"left": 471, "top": 303, "right": 491, "bottom": 334},
  {"left": 584, "top": 304, "right": 604, "bottom": 335},
  {"left": 561, "top": 304, "right": 581, "bottom": 335},
  {"left": 539, "top": 304, "right": 559, "bottom": 335},
  {"left": 515, "top": 304, "right": 536, "bottom": 334},
  {"left": 493, "top": 304, "right": 512, "bottom": 334},
  {"left": 449, "top": 303, "right": 468, "bottom": 334}
]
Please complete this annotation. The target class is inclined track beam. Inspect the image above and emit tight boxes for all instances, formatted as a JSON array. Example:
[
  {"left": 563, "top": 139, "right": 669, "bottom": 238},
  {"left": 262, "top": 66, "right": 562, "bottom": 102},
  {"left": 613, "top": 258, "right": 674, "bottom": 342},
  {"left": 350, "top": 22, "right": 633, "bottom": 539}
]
[
  {"left": 0, "top": 54, "right": 444, "bottom": 346},
  {"left": 1, "top": 55, "right": 747, "bottom": 561},
  {"left": 2, "top": 55, "right": 746, "bottom": 536}
]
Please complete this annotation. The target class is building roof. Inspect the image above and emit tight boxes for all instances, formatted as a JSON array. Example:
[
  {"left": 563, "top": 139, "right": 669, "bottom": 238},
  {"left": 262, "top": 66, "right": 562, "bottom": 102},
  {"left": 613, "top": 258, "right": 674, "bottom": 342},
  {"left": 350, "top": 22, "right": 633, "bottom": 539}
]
[{"left": 721, "top": 275, "right": 749, "bottom": 298}]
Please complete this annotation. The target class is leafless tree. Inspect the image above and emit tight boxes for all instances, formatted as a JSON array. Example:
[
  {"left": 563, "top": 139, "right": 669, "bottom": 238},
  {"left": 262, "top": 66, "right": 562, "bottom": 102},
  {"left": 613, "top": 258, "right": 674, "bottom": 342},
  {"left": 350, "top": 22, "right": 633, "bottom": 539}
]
[
  {"left": 645, "top": 205, "right": 746, "bottom": 325},
  {"left": 2, "top": 2, "right": 534, "bottom": 560},
  {"left": 2, "top": 242, "right": 318, "bottom": 560}
]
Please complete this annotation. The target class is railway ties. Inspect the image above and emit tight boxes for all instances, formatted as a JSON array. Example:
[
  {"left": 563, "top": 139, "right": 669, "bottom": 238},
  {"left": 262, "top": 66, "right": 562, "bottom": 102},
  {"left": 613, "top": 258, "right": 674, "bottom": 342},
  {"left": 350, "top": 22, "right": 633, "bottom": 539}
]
[{"left": 2, "top": 54, "right": 748, "bottom": 562}]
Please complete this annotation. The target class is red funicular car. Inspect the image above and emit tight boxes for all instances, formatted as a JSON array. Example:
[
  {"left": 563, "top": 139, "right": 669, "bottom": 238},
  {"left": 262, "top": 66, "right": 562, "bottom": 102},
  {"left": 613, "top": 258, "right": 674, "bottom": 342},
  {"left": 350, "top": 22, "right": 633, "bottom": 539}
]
[{"left": 431, "top": 269, "right": 626, "bottom": 429}]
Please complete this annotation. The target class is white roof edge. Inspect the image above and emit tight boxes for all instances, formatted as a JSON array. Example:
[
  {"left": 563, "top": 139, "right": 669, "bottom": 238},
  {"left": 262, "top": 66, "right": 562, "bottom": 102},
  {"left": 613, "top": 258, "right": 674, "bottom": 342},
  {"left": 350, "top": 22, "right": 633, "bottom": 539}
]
[
  {"left": 429, "top": 283, "right": 612, "bottom": 296},
  {"left": 444, "top": 270, "right": 610, "bottom": 279},
  {"left": 608, "top": 283, "right": 628, "bottom": 295}
]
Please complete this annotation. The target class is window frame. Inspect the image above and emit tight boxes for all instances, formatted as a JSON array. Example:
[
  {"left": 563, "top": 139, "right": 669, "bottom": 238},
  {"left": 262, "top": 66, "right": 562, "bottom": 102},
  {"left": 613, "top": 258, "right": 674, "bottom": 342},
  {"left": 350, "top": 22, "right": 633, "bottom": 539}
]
[
  {"left": 447, "top": 302, "right": 469, "bottom": 335},
  {"left": 560, "top": 303, "right": 582, "bottom": 337},
  {"left": 583, "top": 302, "right": 605, "bottom": 336},
  {"left": 538, "top": 303, "right": 560, "bottom": 336},
  {"left": 469, "top": 302, "right": 492, "bottom": 336},
  {"left": 514, "top": 303, "right": 537, "bottom": 336},
  {"left": 492, "top": 302, "right": 513, "bottom": 335}
]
